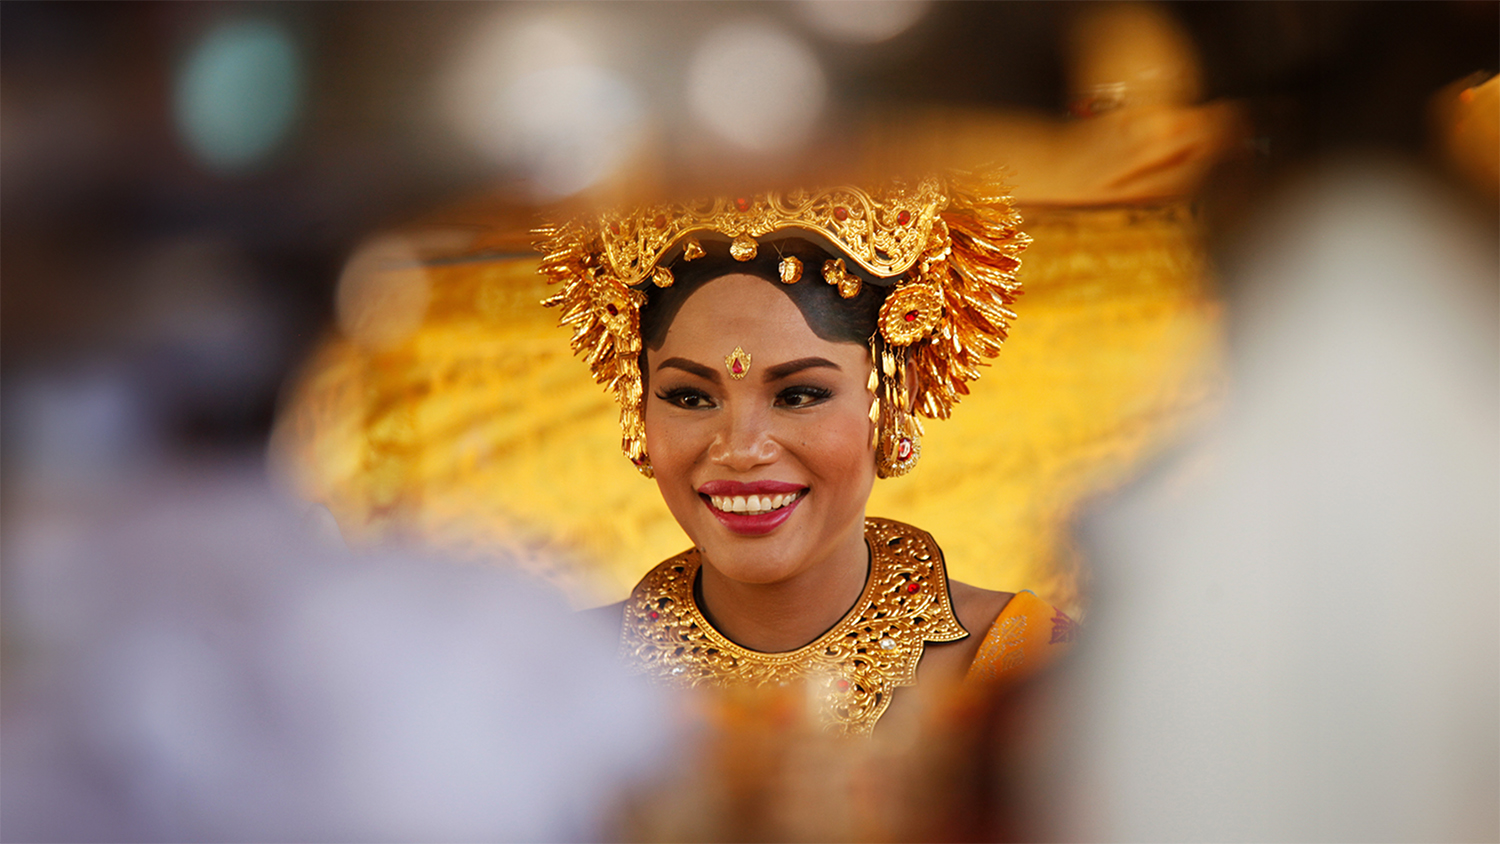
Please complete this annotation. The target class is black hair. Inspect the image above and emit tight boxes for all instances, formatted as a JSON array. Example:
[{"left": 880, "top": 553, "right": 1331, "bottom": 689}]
[{"left": 639, "top": 237, "right": 888, "bottom": 351}]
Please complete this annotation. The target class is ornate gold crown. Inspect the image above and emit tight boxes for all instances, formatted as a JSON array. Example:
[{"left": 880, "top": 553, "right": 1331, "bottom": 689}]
[{"left": 536, "top": 171, "right": 1028, "bottom": 477}]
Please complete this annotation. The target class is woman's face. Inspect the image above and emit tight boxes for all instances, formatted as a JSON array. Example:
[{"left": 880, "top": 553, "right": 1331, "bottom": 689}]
[{"left": 644, "top": 274, "right": 877, "bottom": 585}]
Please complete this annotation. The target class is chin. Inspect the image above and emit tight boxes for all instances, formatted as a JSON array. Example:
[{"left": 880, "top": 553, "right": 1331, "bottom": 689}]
[{"left": 697, "top": 537, "right": 808, "bottom": 585}]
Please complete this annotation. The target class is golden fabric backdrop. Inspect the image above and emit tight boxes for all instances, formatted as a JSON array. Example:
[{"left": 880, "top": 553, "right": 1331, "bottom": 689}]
[{"left": 273, "top": 204, "right": 1221, "bottom": 613}]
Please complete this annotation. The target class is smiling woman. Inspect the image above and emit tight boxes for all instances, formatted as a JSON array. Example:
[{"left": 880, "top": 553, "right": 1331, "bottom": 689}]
[{"left": 538, "top": 174, "right": 1075, "bottom": 735}]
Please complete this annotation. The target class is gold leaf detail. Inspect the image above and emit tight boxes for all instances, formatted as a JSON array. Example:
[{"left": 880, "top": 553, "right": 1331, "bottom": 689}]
[
  {"left": 779, "top": 255, "right": 802, "bottom": 284},
  {"left": 822, "top": 258, "right": 861, "bottom": 298},
  {"left": 729, "top": 234, "right": 758, "bottom": 262}
]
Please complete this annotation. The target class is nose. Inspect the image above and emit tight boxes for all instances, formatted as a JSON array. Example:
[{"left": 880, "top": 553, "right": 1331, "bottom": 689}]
[{"left": 707, "top": 403, "right": 778, "bottom": 472}]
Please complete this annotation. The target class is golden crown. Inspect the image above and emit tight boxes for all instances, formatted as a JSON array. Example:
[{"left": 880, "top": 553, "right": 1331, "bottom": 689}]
[{"left": 536, "top": 171, "right": 1029, "bottom": 476}]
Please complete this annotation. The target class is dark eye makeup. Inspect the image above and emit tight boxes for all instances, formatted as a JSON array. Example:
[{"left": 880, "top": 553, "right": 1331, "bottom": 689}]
[
  {"left": 655, "top": 386, "right": 715, "bottom": 409},
  {"left": 776, "top": 385, "right": 834, "bottom": 408}
]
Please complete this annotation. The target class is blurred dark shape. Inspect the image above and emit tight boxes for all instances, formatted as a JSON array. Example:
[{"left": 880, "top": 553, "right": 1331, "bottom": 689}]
[{"left": 2, "top": 462, "right": 670, "bottom": 842}]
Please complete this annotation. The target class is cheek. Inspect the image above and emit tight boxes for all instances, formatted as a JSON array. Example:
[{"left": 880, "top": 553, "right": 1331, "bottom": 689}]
[
  {"left": 643, "top": 404, "right": 713, "bottom": 488},
  {"left": 804, "top": 403, "right": 877, "bottom": 477}
]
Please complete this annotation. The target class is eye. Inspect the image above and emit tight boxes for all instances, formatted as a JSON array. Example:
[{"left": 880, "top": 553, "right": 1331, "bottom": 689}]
[
  {"left": 656, "top": 387, "right": 716, "bottom": 409},
  {"left": 776, "top": 386, "right": 833, "bottom": 408}
]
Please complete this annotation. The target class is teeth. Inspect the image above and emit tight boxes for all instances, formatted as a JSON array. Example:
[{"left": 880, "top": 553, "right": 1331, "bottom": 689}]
[{"left": 708, "top": 491, "right": 803, "bottom": 515}]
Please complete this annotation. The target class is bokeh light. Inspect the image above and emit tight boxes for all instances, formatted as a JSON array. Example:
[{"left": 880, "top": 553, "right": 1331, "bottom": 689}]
[
  {"left": 443, "top": 13, "right": 645, "bottom": 200},
  {"left": 335, "top": 236, "right": 429, "bottom": 352},
  {"left": 796, "top": 0, "right": 930, "bottom": 44},
  {"left": 174, "top": 19, "right": 302, "bottom": 173},
  {"left": 688, "top": 20, "right": 828, "bottom": 154}
]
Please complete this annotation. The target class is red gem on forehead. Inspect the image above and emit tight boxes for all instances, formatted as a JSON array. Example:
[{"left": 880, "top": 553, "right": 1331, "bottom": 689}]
[
  {"left": 648, "top": 610, "right": 660, "bottom": 620},
  {"left": 904, "top": 310, "right": 919, "bottom": 322},
  {"left": 906, "top": 582, "right": 921, "bottom": 593},
  {"left": 897, "top": 210, "right": 911, "bottom": 226},
  {"left": 606, "top": 303, "right": 619, "bottom": 316},
  {"left": 735, "top": 197, "right": 750, "bottom": 211},
  {"left": 731, "top": 359, "right": 744, "bottom": 374},
  {"left": 609, "top": 222, "right": 621, "bottom": 235},
  {"left": 834, "top": 206, "right": 849, "bottom": 221}
]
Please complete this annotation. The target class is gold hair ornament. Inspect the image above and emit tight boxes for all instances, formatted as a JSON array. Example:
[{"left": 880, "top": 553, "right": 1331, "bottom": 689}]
[
  {"left": 778, "top": 255, "right": 803, "bottom": 284},
  {"left": 536, "top": 172, "right": 1027, "bottom": 476}
]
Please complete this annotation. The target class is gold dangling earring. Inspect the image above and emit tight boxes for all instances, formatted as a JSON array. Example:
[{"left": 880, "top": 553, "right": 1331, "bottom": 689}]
[
  {"left": 625, "top": 434, "right": 653, "bottom": 478},
  {"left": 621, "top": 391, "right": 654, "bottom": 478},
  {"left": 875, "top": 343, "right": 921, "bottom": 478}
]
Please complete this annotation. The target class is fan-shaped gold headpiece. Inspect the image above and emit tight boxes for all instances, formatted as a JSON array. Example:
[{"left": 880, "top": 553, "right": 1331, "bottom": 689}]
[{"left": 535, "top": 171, "right": 1029, "bottom": 477}]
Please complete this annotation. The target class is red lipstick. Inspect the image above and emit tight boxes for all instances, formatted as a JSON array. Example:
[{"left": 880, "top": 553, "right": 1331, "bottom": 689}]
[{"left": 696, "top": 480, "right": 808, "bottom": 536}]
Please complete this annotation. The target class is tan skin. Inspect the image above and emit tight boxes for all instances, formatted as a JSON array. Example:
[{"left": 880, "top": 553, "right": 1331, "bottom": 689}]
[{"left": 601, "top": 274, "right": 1012, "bottom": 701}]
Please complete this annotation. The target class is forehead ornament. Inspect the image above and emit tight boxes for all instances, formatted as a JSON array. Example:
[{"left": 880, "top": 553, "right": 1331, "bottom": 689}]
[
  {"left": 724, "top": 346, "right": 752, "bottom": 380},
  {"left": 536, "top": 173, "right": 1028, "bottom": 477}
]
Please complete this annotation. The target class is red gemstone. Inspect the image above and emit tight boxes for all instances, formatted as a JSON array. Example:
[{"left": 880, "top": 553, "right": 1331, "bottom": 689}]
[
  {"left": 906, "top": 582, "right": 921, "bottom": 594},
  {"left": 735, "top": 197, "right": 750, "bottom": 211},
  {"left": 897, "top": 437, "right": 912, "bottom": 460},
  {"left": 609, "top": 222, "right": 621, "bottom": 235},
  {"left": 904, "top": 310, "right": 918, "bottom": 322},
  {"left": 606, "top": 304, "right": 619, "bottom": 316},
  {"left": 648, "top": 610, "right": 660, "bottom": 620},
  {"left": 897, "top": 210, "right": 911, "bottom": 226},
  {"left": 837, "top": 679, "right": 850, "bottom": 691},
  {"left": 834, "top": 206, "right": 848, "bottom": 221},
  {"left": 731, "top": 360, "right": 743, "bottom": 374}
]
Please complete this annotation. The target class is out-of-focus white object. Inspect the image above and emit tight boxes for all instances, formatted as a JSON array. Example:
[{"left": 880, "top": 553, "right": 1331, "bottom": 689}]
[
  {"left": 442, "top": 12, "right": 645, "bottom": 199},
  {"left": 688, "top": 20, "right": 827, "bottom": 154},
  {"left": 2, "top": 460, "right": 670, "bottom": 842},
  {"left": 796, "top": 0, "right": 930, "bottom": 45},
  {"left": 1065, "top": 158, "right": 1499, "bottom": 842}
]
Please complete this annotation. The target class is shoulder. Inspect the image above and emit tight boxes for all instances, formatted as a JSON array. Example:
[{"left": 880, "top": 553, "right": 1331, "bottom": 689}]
[
  {"left": 949, "top": 580, "right": 1015, "bottom": 637},
  {"left": 916, "top": 580, "right": 1013, "bottom": 682},
  {"left": 964, "top": 590, "right": 1079, "bottom": 684}
]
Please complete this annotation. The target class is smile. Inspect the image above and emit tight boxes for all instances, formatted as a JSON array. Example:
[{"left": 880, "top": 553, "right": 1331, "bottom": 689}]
[
  {"left": 706, "top": 492, "right": 804, "bottom": 515},
  {"left": 696, "top": 480, "right": 808, "bottom": 536}
]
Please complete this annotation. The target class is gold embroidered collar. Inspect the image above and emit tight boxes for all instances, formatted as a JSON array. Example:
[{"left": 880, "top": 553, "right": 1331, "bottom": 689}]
[{"left": 619, "top": 518, "right": 968, "bottom": 736}]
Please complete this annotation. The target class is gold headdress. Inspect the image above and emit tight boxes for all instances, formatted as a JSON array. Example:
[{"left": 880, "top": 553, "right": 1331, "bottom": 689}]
[{"left": 535, "top": 171, "right": 1029, "bottom": 478}]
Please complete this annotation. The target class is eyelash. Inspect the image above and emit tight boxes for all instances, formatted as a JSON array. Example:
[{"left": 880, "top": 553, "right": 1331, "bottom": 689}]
[
  {"left": 653, "top": 385, "right": 834, "bottom": 409},
  {"left": 655, "top": 387, "right": 713, "bottom": 409},
  {"left": 777, "top": 386, "right": 832, "bottom": 407}
]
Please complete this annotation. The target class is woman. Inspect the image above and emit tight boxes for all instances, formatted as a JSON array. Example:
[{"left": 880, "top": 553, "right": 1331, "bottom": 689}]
[{"left": 538, "top": 174, "right": 1076, "bottom": 736}]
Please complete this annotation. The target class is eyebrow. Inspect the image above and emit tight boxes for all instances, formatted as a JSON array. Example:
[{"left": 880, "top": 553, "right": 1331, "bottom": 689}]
[
  {"left": 654, "top": 355, "right": 842, "bottom": 383},
  {"left": 656, "top": 357, "right": 720, "bottom": 382},
  {"left": 763, "top": 357, "right": 841, "bottom": 381}
]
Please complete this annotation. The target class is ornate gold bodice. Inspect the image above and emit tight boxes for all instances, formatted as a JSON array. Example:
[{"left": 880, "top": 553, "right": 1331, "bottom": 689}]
[{"left": 619, "top": 518, "right": 968, "bottom": 736}]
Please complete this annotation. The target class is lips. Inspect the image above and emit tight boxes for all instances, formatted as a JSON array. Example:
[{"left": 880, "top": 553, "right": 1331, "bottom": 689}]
[{"left": 697, "top": 479, "right": 808, "bottom": 536}]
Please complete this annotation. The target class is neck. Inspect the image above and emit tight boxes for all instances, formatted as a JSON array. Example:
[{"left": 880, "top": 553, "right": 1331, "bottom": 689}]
[{"left": 696, "top": 518, "right": 871, "bottom": 653}]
